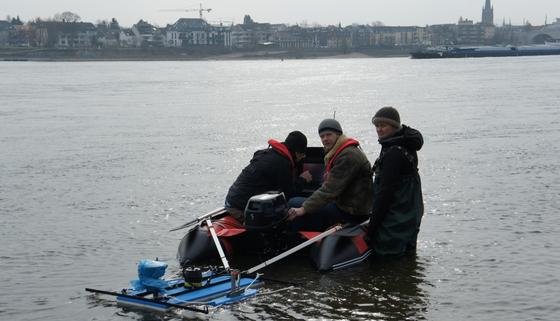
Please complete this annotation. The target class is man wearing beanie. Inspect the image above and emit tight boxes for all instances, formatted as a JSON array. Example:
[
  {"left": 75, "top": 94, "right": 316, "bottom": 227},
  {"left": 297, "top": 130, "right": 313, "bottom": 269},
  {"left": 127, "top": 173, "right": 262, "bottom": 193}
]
[
  {"left": 225, "top": 131, "right": 312, "bottom": 221},
  {"left": 369, "top": 106, "right": 424, "bottom": 256},
  {"left": 287, "top": 119, "right": 373, "bottom": 231}
]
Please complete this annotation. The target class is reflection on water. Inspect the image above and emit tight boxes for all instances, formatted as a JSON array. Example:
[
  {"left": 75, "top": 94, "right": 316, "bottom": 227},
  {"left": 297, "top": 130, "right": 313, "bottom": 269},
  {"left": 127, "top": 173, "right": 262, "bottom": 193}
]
[
  {"left": 357, "top": 255, "right": 429, "bottom": 320},
  {"left": 221, "top": 255, "right": 429, "bottom": 321}
]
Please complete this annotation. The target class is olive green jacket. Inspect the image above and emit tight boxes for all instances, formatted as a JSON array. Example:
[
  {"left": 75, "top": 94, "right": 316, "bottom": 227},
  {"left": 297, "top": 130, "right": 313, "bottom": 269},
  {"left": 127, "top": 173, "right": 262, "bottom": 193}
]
[{"left": 303, "top": 136, "right": 373, "bottom": 217}]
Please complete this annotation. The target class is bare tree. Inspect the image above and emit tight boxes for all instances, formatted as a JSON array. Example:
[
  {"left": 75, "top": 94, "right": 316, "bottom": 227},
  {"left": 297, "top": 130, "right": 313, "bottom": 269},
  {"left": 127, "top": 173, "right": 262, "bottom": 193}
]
[
  {"left": 53, "top": 11, "right": 81, "bottom": 23},
  {"left": 96, "top": 19, "right": 109, "bottom": 27}
]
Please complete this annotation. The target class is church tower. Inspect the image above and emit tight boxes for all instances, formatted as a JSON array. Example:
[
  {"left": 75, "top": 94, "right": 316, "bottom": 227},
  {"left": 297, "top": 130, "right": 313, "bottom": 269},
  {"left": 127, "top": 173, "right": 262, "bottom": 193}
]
[{"left": 481, "top": 0, "right": 494, "bottom": 26}]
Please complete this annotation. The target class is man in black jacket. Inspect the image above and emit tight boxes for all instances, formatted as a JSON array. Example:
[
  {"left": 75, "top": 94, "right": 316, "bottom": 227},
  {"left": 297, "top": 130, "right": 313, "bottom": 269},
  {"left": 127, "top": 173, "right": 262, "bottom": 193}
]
[
  {"left": 225, "top": 131, "right": 311, "bottom": 221},
  {"left": 369, "top": 106, "right": 424, "bottom": 256}
]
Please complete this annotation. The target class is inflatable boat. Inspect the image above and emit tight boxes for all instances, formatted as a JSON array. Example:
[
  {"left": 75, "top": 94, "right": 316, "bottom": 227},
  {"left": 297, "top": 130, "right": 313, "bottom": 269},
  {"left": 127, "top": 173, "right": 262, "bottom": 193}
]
[
  {"left": 175, "top": 147, "right": 372, "bottom": 272},
  {"left": 176, "top": 210, "right": 371, "bottom": 272}
]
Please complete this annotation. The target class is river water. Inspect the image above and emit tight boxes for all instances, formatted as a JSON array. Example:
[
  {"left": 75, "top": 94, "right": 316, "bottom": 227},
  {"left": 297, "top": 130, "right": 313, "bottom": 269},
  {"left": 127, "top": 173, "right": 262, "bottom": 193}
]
[{"left": 1, "top": 56, "right": 559, "bottom": 321}]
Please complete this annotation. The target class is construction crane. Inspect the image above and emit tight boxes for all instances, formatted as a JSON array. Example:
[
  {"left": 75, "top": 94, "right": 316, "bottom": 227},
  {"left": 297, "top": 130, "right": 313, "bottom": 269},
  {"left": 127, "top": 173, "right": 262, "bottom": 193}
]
[
  {"left": 161, "top": 3, "right": 212, "bottom": 20},
  {"left": 187, "top": 3, "right": 212, "bottom": 19}
]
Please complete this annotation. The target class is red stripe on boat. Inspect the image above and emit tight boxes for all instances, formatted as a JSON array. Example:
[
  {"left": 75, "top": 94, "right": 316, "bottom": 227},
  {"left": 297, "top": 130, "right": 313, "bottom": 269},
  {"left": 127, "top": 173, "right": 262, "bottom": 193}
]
[
  {"left": 299, "top": 231, "right": 322, "bottom": 240},
  {"left": 221, "top": 237, "right": 234, "bottom": 255},
  {"left": 212, "top": 215, "right": 247, "bottom": 237},
  {"left": 352, "top": 234, "right": 369, "bottom": 254}
]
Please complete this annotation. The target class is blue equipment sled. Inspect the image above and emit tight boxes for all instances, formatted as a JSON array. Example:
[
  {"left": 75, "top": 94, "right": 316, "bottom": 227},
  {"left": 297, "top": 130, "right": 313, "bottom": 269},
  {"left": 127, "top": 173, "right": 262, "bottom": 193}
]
[
  {"left": 86, "top": 219, "right": 346, "bottom": 315},
  {"left": 86, "top": 259, "right": 262, "bottom": 314}
]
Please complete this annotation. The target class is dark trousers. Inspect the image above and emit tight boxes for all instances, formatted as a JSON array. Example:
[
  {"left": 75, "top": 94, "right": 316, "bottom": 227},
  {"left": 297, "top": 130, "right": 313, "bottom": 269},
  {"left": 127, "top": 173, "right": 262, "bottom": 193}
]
[{"left": 287, "top": 197, "right": 366, "bottom": 231}]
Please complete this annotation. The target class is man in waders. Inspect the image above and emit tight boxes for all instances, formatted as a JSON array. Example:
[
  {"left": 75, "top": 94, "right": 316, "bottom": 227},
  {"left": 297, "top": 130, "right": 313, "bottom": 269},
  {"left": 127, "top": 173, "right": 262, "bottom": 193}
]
[
  {"left": 368, "top": 106, "right": 424, "bottom": 256},
  {"left": 225, "top": 131, "right": 311, "bottom": 221},
  {"left": 286, "top": 119, "right": 373, "bottom": 231}
]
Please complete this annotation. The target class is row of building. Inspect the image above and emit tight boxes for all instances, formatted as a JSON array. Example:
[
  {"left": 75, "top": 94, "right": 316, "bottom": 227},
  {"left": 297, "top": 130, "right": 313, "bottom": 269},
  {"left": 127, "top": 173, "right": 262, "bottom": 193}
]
[
  {"left": 1, "top": 3, "right": 559, "bottom": 50},
  {"left": 0, "top": 15, "right": 426, "bottom": 50}
]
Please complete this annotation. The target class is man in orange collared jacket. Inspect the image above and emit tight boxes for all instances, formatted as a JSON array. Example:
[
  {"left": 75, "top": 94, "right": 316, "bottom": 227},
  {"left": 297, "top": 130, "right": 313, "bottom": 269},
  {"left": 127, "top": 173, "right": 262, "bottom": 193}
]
[
  {"left": 225, "top": 131, "right": 311, "bottom": 221},
  {"left": 287, "top": 119, "right": 373, "bottom": 231}
]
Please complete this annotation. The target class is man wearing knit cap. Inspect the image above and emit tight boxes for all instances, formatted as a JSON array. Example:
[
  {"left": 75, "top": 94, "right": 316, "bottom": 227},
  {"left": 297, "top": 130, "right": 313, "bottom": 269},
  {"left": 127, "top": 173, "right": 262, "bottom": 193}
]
[
  {"left": 369, "top": 106, "right": 424, "bottom": 256},
  {"left": 225, "top": 131, "right": 312, "bottom": 221},
  {"left": 287, "top": 119, "right": 373, "bottom": 231}
]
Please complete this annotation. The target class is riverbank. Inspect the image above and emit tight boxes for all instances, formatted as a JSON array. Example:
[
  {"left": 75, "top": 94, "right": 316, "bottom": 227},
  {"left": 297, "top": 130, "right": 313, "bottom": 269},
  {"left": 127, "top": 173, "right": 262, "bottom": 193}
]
[{"left": 0, "top": 47, "right": 411, "bottom": 61}]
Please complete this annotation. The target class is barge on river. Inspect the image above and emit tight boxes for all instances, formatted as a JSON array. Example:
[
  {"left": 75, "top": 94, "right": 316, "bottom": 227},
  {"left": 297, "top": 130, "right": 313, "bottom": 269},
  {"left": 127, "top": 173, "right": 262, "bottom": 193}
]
[{"left": 410, "top": 43, "right": 560, "bottom": 59}]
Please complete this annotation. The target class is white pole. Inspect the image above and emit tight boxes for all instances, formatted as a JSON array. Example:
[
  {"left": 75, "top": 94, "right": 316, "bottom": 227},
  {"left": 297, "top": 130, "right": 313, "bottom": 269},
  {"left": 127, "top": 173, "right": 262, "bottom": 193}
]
[{"left": 206, "top": 219, "right": 230, "bottom": 271}]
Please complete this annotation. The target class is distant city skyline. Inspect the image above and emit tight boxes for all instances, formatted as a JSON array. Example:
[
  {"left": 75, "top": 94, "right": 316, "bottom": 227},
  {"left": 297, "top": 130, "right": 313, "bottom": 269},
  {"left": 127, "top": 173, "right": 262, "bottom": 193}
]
[{"left": 2, "top": 0, "right": 559, "bottom": 27}]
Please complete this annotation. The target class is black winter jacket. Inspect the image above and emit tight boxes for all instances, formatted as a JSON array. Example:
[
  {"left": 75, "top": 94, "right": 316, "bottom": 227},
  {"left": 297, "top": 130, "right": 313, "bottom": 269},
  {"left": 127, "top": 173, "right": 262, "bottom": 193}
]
[
  {"left": 225, "top": 147, "right": 300, "bottom": 211},
  {"left": 369, "top": 125, "right": 424, "bottom": 255}
]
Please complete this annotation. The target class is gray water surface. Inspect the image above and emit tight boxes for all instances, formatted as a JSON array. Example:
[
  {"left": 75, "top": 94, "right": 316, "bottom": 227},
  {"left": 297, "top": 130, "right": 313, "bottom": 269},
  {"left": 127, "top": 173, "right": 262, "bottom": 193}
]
[{"left": 1, "top": 57, "right": 559, "bottom": 320}]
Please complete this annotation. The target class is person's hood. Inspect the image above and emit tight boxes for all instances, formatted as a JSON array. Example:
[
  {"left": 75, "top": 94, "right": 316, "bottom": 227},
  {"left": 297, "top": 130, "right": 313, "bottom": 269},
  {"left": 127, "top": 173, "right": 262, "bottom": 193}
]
[{"left": 379, "top": 125, "right": 423, "bottom": 151}]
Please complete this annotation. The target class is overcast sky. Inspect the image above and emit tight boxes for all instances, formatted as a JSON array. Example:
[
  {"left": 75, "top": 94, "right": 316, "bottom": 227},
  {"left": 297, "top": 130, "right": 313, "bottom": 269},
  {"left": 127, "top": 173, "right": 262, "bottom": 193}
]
[{"left": 2, "top": 0, "right": 559, "bottom": 27}]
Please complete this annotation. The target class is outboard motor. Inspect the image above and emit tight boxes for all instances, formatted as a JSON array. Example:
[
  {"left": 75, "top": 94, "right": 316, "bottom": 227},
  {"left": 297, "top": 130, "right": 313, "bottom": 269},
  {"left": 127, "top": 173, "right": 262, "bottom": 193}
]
[{"left": 243, "top": 192, "right": 288, "bottom": 231}]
